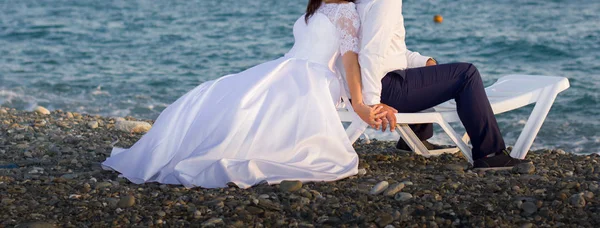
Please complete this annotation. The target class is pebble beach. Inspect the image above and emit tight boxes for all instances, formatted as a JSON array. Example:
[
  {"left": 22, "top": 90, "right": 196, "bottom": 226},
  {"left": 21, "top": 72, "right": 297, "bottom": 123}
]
[{"left": 1, "top": 106, "right": 599, "bottom": 227}]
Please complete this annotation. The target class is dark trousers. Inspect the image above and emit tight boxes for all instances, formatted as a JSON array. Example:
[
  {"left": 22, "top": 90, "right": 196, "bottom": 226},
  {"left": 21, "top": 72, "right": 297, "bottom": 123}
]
[{"left": 380, "top": 63, "right": 505, "bottom": 160}]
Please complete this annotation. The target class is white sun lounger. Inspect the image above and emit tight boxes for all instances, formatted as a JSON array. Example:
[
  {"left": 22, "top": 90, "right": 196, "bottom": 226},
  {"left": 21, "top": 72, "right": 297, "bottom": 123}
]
[{"left": 339, "top": 75, "right": 570, "bottom": 164}]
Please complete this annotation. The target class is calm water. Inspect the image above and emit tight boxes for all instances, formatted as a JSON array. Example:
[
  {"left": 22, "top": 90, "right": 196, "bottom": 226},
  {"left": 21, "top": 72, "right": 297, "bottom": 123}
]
[{"left": 1, "top": 0, "right": 599, "bottom": 154}]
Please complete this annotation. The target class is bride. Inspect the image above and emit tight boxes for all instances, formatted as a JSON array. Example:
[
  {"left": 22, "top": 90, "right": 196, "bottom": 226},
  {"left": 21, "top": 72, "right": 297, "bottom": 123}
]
[{"left": 102, "top": 0, "right": 386, "bottom": 188}]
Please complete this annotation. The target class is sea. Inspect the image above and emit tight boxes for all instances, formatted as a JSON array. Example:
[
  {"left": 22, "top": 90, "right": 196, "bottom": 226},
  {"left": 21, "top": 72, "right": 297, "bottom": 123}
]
[{"left": 1, "top": 0, "right": 598, "bottom": 154}]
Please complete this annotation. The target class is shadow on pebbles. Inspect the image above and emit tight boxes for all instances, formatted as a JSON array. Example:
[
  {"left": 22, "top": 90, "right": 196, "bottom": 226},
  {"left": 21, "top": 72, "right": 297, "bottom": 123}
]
[{"left": 1, "top": 107, "right": 599, "bottom": 227}]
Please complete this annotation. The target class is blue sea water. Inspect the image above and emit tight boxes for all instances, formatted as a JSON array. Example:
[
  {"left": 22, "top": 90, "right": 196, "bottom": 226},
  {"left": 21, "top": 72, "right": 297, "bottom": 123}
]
[{"left": 0, "top": 0, "right": 598, "bottom": 154}]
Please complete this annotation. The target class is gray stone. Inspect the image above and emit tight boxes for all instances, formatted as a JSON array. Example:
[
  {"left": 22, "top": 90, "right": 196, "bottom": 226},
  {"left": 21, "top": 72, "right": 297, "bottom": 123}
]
[
  {"left": 60, "top": 174, "right": 78, "bottom": 179},
  {"left": 383, "top": 183, "right": 405, "bottom": 197},
  {"left": 394, "top": 192, "right": 413, "bottom": 202},
  {"left": 257, "top": 198, "right": 281, "bottom": 211},
  {"left": 259, "top": 194, "right": 270, "bottom": 199},
  {"left": 279, "top": 180, "right": 303, "bottom": 192},
  {"left": 157, "top": 211, "right": 166, "bottom": 217},
  {"left": 569, "top": 193, "right": 586, "bottom": 208},
  {"left": 115, "top": 120, "right": 152, "bottom": 133},
  {"left": 513, "top": 162, "right": 536, "bottom": 174},
  {"left": 106, "top": 198, "right": 119, "bottom": 208},
  {"left": 370, "top": 181, "right": 389, "bottom": 195},
  {"left": 401, "top": 181, "right": 413, "bottom": 186},
  {"left": 521, "top": 202, "right": 537, "bottom": 215}
]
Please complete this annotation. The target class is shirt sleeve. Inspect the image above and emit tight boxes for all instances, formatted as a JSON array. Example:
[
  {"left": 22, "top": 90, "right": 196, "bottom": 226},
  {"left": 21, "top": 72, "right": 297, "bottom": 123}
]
[
  {"left": 358, "top": 0, "right": 405, "bottom": 105},
  {"left": 335, "top": 4, "right": 361, "bottom": 56},
  {"left": 406, "top": 50, "right": 432, "bottom": 68}
]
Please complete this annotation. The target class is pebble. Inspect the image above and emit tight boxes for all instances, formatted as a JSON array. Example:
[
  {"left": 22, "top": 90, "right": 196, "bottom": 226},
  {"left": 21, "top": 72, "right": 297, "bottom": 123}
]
[
  {"left": 584, "top": 191, "right": 594, "bottom": 200},
  {"left": 383, "top": 183, "right": 405, "bottom": 197},
  {"left": 394, "top": 192, "right": 413, "bottom": 202},
  {"left": 279, "top": 180, "right": 303, "bottom": 192},
  {"left": 376, "top": 214, "right": 394, "bottom": 227},
  {"left": 95, "top": 182, "right": 112, "bottom": 189},
  {"left": 444, "top": 164, "right": 465, "bottom": 172},
  {"left": 201, "top": 218, "right": 223, "bottom": 226},
  {"left": 34, "top": 106, "right": 50, "bottom": 115},
  {"left": 521, "top": 223, "right": 534, "bottom": 228},
  {"left": 259, "top": 194, "right": 270, "bottom": 199},
  {"left": 370, "top": 181, "right": 389, "bottom": 195},
  {"left": 115, "top": 120, "right": 152, "bottom": 133},
  {"left": 60, "top": 174, "right": 78, "bottom": 179},
  {"left": 66, "top": 112, "right": 74, "bottom": 118},
  {"left": 246, "top": 206, "right": 265, "bottom": 215},
  {"left": 0, "top": 109, "right": 7, "bottom": 114},
  {"left": 521, "top": 202, "right": 537, "bottom": 215},
  {"left": 257, "top": 198, "right": 281, "bottom": 211},
  {"left": 401, "top": 181, "right": 413, "bottom": 186},
  {"left": 87, "top": 121, "right": 99, "bottom": 129},
  {"left": 193, "top": 210, "right": 202, "bottom": 219},
  {"left": 357, "top": 168, "right": 367, "bottom": 175},
  {"left": 118, "top": 195, "right": 135, "bottom": 208},
  {"left": 569, "top": 193, "right": 586, "bottom": 208},
  {"left": 157, "top": 211, "right": 166, "bottom": 217},
  {"left": 106, "top": 198, "right": 119, "bottom": 208},
  {"left": 513, "top": 162, "right": 536, "bottom": 174}
]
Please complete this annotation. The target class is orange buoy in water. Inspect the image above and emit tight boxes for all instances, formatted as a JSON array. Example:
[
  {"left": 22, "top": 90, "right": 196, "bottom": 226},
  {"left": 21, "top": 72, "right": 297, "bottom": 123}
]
[{"left": 433, "top": 14, "right": 443, "bottom": 23}]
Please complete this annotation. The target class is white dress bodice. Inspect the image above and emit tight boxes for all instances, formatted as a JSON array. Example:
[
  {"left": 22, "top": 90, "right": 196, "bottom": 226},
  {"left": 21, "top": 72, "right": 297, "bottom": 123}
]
[{"left": 286, "top": 3, "right": 360, "bottom": 71}]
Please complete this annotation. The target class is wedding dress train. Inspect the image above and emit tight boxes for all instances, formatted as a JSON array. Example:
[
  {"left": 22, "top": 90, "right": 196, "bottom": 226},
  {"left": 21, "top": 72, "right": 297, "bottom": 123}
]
[{"left": 102, "top": 3, "right": 362, "bottom": 188}]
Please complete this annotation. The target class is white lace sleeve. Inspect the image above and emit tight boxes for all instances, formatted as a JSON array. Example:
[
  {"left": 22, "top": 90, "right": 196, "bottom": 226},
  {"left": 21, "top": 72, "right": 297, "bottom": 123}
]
[{"left": 335, "top": 4, "right": 360, "bottom": 56}]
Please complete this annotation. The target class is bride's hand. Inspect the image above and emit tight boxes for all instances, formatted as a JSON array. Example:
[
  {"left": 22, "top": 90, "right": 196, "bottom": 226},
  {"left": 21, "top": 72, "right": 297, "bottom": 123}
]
[{"left": 353, "top": 104, "right": 387, "bottom": 129}]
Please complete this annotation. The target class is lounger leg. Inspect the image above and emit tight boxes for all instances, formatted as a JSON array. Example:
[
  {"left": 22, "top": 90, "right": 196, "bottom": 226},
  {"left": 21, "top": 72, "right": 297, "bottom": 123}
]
[
  {"left": 437, "top": 120, "right": 474, "bottom": 164},
  {"left": 511, "top": 88, "right": 558, "bottom": 159},
  {"left": 345, "top": 119, "right": 368, "bottom": 144},
  {"left": 395, "top": 124, "right": 431, "bottom": 157}
]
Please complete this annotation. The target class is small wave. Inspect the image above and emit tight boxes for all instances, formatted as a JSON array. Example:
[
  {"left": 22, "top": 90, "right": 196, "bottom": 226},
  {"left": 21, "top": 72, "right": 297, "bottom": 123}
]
[
  {"left": 91, "top": 86, "right": 111, "bottom": 96},
  {"left": 0, "top": 89, "right": 39, "bottom": 111}
]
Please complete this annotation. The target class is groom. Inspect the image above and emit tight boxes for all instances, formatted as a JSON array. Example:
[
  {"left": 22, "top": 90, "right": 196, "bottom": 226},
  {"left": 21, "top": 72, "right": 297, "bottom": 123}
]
[{"left": 345, "top": 0, "right": 532, "bottom": 169}]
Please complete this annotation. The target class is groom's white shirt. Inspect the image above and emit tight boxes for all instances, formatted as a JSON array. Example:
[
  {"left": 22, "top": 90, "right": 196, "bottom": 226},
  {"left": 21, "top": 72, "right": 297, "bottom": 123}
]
[{"left": 337, "top": 0, "right": 431, "bottom": 105}]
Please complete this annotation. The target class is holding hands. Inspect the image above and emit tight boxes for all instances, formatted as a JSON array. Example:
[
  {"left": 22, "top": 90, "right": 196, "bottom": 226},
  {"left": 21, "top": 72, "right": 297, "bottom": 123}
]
[{"left": 353, "top": 103, "right": 397, "bottom": 132}]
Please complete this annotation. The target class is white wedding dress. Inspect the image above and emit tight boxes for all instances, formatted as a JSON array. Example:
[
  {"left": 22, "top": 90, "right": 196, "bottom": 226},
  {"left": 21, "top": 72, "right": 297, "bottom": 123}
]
[{"left": 102, "top": 3, "right": 362, "bottom": 188}]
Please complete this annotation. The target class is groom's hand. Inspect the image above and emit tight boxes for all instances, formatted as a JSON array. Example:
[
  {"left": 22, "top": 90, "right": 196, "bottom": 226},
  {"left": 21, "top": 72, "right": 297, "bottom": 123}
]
[
  {"left": 426, "top": 58, "right": 437, "bottom": 66},
  {"left": 372, "top": 103, "right": 398, "bottom": 132}
]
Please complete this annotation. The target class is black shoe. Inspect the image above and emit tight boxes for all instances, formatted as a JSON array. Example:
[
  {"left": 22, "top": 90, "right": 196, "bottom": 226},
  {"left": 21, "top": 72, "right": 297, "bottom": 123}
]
[
  {"left": 473, "top": 150, "right": 532, "bottom": 171},
  {"left": 396, "top": 139, "right": 453, "bottom": 151}
]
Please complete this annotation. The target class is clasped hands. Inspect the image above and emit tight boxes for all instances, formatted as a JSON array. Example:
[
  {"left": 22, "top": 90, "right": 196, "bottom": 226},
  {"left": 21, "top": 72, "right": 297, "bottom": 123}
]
[{"left": 353, "top": 103, "right": 398, "bottom": 132}]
